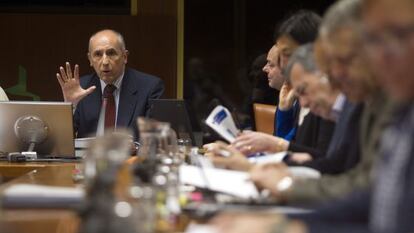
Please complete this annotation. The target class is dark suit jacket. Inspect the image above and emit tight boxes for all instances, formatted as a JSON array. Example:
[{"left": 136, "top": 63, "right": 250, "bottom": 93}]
[
  {"left": 287, "top": 103, "right": 414, "bottom": 233},
  {"left": 287, "top": 111, "right": 336, "bottom": 159},
  {"left": 288, "top": 191, "right": 370, "bottom": 233},
  {"left": 289, "top": 116, "right": 414, "bottom": 232},
  {"left": 74, "top": 68, "right": 164, "bottom": 139},
  {"left": 300, "top": 101, "right": 364, "bottom": 174}
]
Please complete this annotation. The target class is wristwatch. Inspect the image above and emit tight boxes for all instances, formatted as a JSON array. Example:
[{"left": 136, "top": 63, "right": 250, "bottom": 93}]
[{"left": 276, "top": 176, "right": 294, "bottom": 193}]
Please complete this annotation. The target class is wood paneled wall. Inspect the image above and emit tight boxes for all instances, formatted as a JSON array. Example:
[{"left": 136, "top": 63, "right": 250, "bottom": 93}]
[{"left": 0, "top": 1, "right": 178, "bottom": 100}]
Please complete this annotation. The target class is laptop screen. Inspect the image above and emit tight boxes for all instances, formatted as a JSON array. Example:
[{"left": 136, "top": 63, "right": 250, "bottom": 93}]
[{"left": 147, "top": 99, "right": 197, "bottom": 146}]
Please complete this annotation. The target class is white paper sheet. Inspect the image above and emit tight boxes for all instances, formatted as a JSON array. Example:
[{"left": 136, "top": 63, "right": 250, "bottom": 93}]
[
  {"left": 205, "top": 106, "right": 239, "bottom": 143},
  {"left": 288, "top": 166, "right": 321, "bottom": 179},
  {"left": 179, "top": 165, "right": 259, "bottom": 199},
  {"left": 248, "top": 152, "right": 287, "bottom": 164},
  {"left": 185, "top": 223, "right": 219, "bottom": 233},
  {"left": 247, "top": 153, "right": 321, "bottom": 179},
  {"left": 74, "top": 137, "right": 95, "bottom": 149}
]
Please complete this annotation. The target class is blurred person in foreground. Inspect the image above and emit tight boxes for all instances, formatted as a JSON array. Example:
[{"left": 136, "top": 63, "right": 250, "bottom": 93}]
[
  {"left": 208, "top": 0, "right": 414, "bottom": 232},
  {"left": 207, "top": 0, "right": 394, "bottom": 205},
  {"left": 247, "top": 0, "right": 394, "bottom": 204}
]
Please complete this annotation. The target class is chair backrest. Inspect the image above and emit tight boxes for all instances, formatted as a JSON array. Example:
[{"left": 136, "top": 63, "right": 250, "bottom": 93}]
[{"left": 253, "top": 103, "right": 277, "bottom": 135}]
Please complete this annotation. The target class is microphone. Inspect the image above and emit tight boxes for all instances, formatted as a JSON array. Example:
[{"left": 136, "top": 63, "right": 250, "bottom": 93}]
[{"left": 12, "top": 115, "right": 49, "bottom": 160}]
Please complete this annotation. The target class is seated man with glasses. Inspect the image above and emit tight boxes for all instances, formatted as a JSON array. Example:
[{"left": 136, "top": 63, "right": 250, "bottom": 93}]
[{"left": 56, "top": 29, "right": 164, "bottom": 139}]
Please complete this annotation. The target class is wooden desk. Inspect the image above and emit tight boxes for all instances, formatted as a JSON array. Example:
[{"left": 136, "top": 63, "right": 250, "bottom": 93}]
[
  {"left": 0, "top": 162, "right": 80, "bottom": 233},
  {"left": 0, "top": 161, "right": 187, "bottom": 233},
  {"left": 0, "top": 162, "right": 78, "bottom": 183}
]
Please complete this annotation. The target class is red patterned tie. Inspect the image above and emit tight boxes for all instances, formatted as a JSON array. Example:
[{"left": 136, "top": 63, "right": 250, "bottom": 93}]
[{"left": 103, "top": 84, "right": 116, "bottom": 129}]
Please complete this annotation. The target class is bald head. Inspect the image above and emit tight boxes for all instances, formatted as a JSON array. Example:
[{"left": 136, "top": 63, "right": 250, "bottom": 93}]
[
  {"left": 88, "top": 29, "right": 126, "bottom": 53},
  {"left": 263, "top": 45, "right": 284, "bottom": 90},
  {"left": 87, "top": 29, "right": 129, "bottom": 84}
]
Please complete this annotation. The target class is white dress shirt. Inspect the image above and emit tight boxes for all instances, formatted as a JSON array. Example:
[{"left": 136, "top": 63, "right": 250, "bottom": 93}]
[{"left": 330, "top": 93, "right": 346, "bottom": 122}]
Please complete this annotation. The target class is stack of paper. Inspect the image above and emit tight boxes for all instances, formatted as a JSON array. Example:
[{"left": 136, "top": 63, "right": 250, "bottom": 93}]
[{"left": 74, "top": 137, "right": 95, "bottom": 157}]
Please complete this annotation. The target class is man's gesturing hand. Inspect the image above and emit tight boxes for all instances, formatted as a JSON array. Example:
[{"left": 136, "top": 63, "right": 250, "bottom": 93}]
[{"left": 56, "top": 62, "right": 96, "bottom": 106}]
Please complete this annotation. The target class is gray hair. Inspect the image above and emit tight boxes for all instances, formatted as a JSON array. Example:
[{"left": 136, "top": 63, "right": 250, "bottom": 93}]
[
  {"left": 319, "top": 0, "right": 362, "bottom": 38},
  {"left": 88, "top": 29, "right": 126, "bottom": 52},
  {"left": 283, "top": 43, "right": 319, "bottom": 84}
]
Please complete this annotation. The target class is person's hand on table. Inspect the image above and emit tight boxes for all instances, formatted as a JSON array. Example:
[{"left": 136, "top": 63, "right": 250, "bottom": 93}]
[
  {"left": 203, "top": 141, "right": 253, "bottom": 171},
  {"left": 209, "top": 212, "right": 307, "bottom": 233},
  {"left": 232, "top": 131, "right": 289, "bottom": 155},
  {"left": 250, "top": 163, "right": 294, "bottom": 200},
  {"left": 56, "top": 62, "right": 96, "bottom": 106},
  {"left": 288, "top": 153, "right": 313, "bottom": 164},
  {"left": 278, "top": 82, "right": 296, "bottom": 111}
]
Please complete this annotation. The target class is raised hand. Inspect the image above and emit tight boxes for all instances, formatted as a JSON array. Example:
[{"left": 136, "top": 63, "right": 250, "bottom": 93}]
[
  {"left": 278, "top": 82, "right": 296, "bottom": 110},
  {"left": 56, "top": 62, "right": 96, "bottom": 106}
]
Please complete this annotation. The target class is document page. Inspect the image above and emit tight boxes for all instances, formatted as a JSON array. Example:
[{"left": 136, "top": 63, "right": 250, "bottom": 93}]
[
  {"left": 180, "top": 165, "right": 259, "bottom": 199},
  {"left": 205, "top": 105, "right": 239, "bottom": 143}
]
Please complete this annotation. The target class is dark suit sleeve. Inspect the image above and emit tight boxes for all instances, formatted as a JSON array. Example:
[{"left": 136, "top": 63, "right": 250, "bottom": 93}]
[
  {"left": 288, "top": 118, "right": 335, "bottom": 159},
  {"left": 292, "top": 129, "right": 360, "bottom": 174},
  {"left": 288, "top": 143, "right": 324, "bottom": 159},
  {"left": 313, "top": 119, "right": 336, "bottom": 158},
  {"left": 288, "top": 191, "right": 370, "bottom": 233},
  {"left": 301, "top": 133, "right": 360, "bottom": 174},
  {"left": 145, "top": 78, "right": 165, "bottom": 116}
]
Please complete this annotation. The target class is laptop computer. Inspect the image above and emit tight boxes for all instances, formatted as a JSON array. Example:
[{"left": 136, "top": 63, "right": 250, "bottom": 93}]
[
  {"left": 0, "top": 101, "right": 75, "bottom": 158},
  {"left": 147, "top": 99, "right": 199, "bottom": 146}
]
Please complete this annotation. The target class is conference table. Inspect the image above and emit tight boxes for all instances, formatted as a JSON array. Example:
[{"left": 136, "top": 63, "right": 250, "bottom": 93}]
[
  {"left": 0, "top": 159, "right": 193, "bottom": 233},
  {"left": 0, "top": 160, "right": 306, "bottom": 233},
  {"left": 0, "top": 162, "right": 81, "bottom": 233}
]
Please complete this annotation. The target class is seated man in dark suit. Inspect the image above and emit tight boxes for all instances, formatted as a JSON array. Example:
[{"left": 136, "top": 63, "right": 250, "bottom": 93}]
[{"left": 56, "top": 29, "right": 164, "bottom": 139}]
